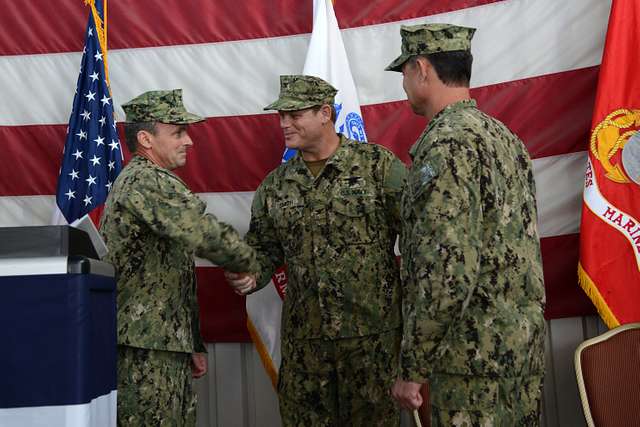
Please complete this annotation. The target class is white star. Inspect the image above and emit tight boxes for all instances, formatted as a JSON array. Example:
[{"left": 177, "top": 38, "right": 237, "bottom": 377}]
[
  {"left": 85, "top": 90, "right": 96, "bottom": 102},
  {"left": 80, "top": 110, "right": 91, "bottom": 121},
  {"left": 108, "top": 160, "right": 115, "bottom": 170},
  {"left": 99, "top": 116, "right": 106, "bottom": 127},
  {"left": 83, "top": 195, "right": 93, "bottom": 206},
  {"left": 89, "top": 71, "right": 99, "bottom": 82},
  {"left": 105, "top": 181, "right": 113, "bottom": 191},
  {"left": 100, "top": 95, "right": 111, "bottom": 106},
  {"left": 94, "top": 51, "right": 103, "bottom": 61},
  {"left": 112, "top": 121, "right": 117, "bottom": 130},
  {"left": 65, "top": 189, "right": 76, "bottom": 200},
  {"left": 76, "top": 129, "right": 87, "bottom": 140},
  {"left": 109, "top": 139, "right": 120, "bottom": 151},
  {"left": 88, "top": 28, "right": 93, "bottom": 37},
  {"left": 68, "top": 169, "right": 79, "bottom": 180},
  {"left": 90, "top": 155, "right": 101, "bottom": 166},
  {"left": 72, "top": 149, "right": 83, "bottom": 160},
  {"left": 83, "top": 46, "right": 86, "bottom": 54},
  {"left": 94, "top": 135, "right": 105, "bottom": 146},
  {"left": 86, "top": 175, "right": 97, "bottom": 186}
]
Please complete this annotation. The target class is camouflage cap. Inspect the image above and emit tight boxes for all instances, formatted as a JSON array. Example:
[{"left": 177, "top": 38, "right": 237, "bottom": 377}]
[
  {"left": 264, "top": 75, "right": 338, "bottom": 111},
  {"left": 385, "top": 23, "right": 476, "bottom": 72},
  {"left": 121, "top": 89, "right": 205, "bottom": 124}
]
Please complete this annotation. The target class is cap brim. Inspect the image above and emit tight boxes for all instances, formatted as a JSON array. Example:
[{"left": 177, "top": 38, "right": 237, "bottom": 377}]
[
  {"left": 263, "top": 97, "right": 320, "bottom": 111},
  {"left": 385, "top": 54, "right": 410, "bottom": 72},
  {"left": 159, "top": 111, "right": 205, "bottom": 124}
]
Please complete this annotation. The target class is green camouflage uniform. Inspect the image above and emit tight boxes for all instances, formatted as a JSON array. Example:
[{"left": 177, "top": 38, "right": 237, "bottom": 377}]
[
  {"left": 249, "top": 75, "right": 407, "bottom": 426},
  {"left": 100, "top": 89, "right": 257, "bottom": 426},
  {"left": 387, "top": 25, "right": 546, "bottom": 426}
]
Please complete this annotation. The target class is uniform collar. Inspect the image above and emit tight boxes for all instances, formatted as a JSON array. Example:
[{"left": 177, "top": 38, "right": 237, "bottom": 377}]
[
  {"left": 284, "top": 134, "right": 352, "bottom": 185},
  {"left": 324, "top": 134, "right": 352, "bottom": 173},
  {"left": 131, "top": 155, "right": 188, "bottom": 186},
  {"left": 409, "top": 99, "right": 477, "bottom": 160},
  {"left": 427, "top": 98, "right": 476, "bottom": 133}
]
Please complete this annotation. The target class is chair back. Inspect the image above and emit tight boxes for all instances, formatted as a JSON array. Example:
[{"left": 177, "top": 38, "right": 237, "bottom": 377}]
[{"left": 574, "top": 322, "right": 640, "bottom": 427}]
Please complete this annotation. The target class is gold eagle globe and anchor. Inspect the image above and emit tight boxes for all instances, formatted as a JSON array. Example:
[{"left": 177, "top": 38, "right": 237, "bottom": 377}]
[{"left": 590, "top": 108, "right": 640, "bottom": 184}]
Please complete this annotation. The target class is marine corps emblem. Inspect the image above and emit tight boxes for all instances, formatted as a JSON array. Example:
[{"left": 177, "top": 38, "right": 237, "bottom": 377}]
[{"left": 590, "top": 109, "right": 640, "bottom": 184}]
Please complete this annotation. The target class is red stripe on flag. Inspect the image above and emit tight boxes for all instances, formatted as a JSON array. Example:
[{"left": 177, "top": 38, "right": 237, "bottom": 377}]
[
  {"left": 541, "top": 233, "right": 596, "bottom": 319},
  {"left": 172, "top": 116, "right": 284, "bottom": 194},
  {"left": 476, "top": 67, "right": 598, "bottom": 159},
  {"left": 0, "top": 0, "right": 502, "bottom": 55},
  {"left": 0, "top": 124, "right": 66, "bottom": 196},
  {"left": 197, "top": 266, "right": 250, "bottom": 342},
  {"left": 1, "top": 68, "right": 597, "bottom": 196}
]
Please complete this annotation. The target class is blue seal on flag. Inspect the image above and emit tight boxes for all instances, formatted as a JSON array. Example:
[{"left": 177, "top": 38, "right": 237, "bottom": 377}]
[
  {"left": 345, "top": 112, "right": 366, "bottom": 142},
  {"left": 281, "top": 147, "right": 297, "bottom": 163}
]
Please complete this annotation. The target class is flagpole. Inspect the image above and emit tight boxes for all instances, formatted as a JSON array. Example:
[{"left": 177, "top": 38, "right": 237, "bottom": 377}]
[
  {"left": 413, "top": 410, "right": 423, "bottom": 427},
  {"left": 56, "top": 0, "right": 122, "bottom": 225},
  {"left": 84, "top": 0, "right": 110, "bottom": 86},
  {"left": 104, "top": 0, "right": 108, "bottom": 67}
]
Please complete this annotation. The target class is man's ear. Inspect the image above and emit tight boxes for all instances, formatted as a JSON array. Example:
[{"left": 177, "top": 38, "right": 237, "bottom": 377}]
[
  {"left": 321, "top": 104, "right": 332, "bottom": 124},
  {"left": 415, "top": 57, "right": 432, "bottom": 83},
  {"left": 137, "top": 130, "right": 152, "bottom": 149}
]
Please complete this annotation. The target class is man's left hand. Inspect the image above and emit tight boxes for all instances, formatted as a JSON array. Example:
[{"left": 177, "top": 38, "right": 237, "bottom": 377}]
[
  {"left": 191, "top": 352, "right": 208, "bottom": 378},
  {"left": 391, "top": 378, "right": 424, "bottom": 410}
]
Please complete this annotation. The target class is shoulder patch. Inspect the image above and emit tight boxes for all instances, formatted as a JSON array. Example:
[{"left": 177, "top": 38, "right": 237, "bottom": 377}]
[{"left": 418, "top": 163, "right": 437, "bottom": 185}]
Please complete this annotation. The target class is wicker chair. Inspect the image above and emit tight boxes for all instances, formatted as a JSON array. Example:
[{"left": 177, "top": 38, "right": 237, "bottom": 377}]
[{"left": 574, "top": 322, "right": 640, "bottom": 427}]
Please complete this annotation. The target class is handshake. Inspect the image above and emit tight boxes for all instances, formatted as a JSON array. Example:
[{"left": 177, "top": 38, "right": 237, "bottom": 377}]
[{"left": 223, "top": 271, "right": 257, "bottom": 295}]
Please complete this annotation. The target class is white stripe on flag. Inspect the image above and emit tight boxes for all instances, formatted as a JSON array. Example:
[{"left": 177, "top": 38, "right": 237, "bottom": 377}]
[{"left": 534, "top": 151, "right": 587, "bottom": 238}]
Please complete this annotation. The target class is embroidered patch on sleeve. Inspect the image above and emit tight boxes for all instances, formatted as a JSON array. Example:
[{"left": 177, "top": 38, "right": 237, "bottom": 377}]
[{"left": 418, "top": 164, "right": 437, "bottom": 185}]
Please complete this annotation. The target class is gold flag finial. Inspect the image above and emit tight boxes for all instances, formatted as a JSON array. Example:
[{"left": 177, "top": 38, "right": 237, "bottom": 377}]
[{"left": 83, "top": 0, "right": 110, "bottom": 86}]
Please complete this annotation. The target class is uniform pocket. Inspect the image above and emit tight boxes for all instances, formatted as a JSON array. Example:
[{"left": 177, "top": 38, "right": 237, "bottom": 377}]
[
  {"left": 331, "top": 195, "right": 377, "bottom": 245},
  {"left": 272, "top": 204, "right": 305, "bottom": 257}
]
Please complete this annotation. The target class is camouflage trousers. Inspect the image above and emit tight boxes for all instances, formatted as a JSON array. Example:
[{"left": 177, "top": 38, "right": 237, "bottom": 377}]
[
  {"left": 278, "top": 329, "right": 401, "bottom": 427},
  {"left": 428, "top": 373, "right": 544, "bottom": 427},
  {"left": 117, "top": 345, "right": 197, "bottom": 427}
]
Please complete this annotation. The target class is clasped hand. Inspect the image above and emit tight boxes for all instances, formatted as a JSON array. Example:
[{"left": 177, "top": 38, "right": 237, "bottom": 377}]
[
  {"left": 391, "top": 378, "right": 424, "bottom": 411},
  {"left": 223, "top": 271, "right": 257, "bottom": 295}
]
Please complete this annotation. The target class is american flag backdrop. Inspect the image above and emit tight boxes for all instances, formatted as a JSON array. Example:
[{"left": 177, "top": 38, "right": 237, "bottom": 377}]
[
  {"left": 0, "top": 0, "right": 613, "bottom": 342},
  {"left": 56, "top": 0, "right": 122, "bottom": 224}
]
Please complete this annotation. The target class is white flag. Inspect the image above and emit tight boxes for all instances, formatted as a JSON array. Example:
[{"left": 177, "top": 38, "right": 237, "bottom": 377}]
[
  {"left": 303, "top": 0, "right": 367, "bottom": 142},
  {"left": 246, "top": 269, "right": 286, "bottom": 387},
  {"left": 248, "top": 0, "right": 366, "bottom": 386},
  {"left": 282, "top": 0, "right": 367, "bottom": 161}
]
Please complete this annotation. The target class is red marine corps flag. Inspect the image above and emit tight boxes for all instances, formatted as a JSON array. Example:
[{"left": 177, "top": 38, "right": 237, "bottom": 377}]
[{"left": 579, "top": 0, "right": 640, "bottom": 328}]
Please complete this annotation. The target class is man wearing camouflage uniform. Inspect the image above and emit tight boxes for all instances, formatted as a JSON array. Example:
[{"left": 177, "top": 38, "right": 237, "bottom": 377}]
[
  {"left": 226, "top": 75, "right": 406, "bottom": 426},
  {"left": 100, "top": 89, "right": 257, "bottom": 426},
  {"left": 386, "top": 25, "right": 546, "bottom": 425}
]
